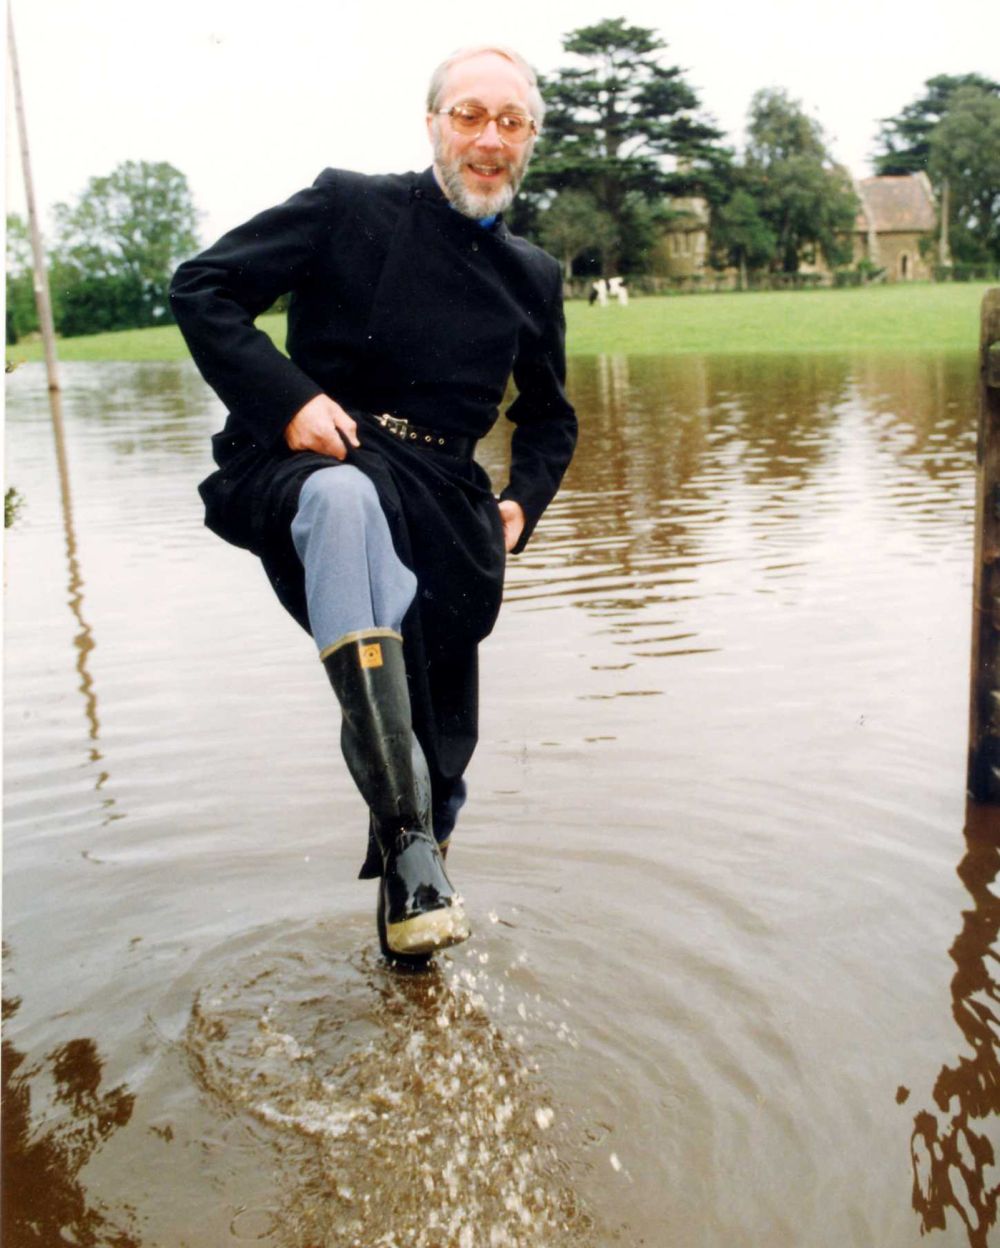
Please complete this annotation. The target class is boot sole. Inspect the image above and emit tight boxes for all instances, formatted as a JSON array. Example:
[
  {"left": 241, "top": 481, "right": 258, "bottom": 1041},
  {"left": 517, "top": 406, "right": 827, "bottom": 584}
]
[{"left": 386, "top": 902, "right": 471, "bottom": 956}]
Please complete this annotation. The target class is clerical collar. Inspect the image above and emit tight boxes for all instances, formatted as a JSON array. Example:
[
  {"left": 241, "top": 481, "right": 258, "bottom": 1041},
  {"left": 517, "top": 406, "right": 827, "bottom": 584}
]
[
  {"left": 445, "top": 201, "right": 498, "bottom": 230},
  {"left": 418, "top": 168, "right": 501, "bottom": 231}
]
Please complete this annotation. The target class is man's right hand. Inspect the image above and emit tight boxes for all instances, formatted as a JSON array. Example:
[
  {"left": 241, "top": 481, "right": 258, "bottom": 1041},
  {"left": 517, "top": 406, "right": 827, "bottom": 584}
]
[{"left": 284, "top": 394, "right": 360, "bottom": 459}]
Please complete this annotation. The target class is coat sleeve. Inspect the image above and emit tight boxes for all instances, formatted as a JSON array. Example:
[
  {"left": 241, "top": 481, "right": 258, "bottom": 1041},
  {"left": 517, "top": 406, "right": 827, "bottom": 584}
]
[
  {"left": 499, "top": 260, "right": 578, "bottom": 553},
  {"left": 169, "top": 171, "right": 338, "bottom": 448}
]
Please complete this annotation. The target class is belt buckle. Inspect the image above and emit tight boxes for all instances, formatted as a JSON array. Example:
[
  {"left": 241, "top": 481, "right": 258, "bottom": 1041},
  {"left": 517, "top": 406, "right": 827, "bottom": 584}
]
[{"left": 376, "top": 412, "right": 410, "bottom": 439}]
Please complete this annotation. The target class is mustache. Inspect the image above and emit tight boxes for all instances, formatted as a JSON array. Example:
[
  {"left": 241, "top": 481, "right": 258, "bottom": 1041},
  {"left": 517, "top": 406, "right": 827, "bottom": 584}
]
[{"left": 462, "top": 155, "right": 515, "bottom": 171}]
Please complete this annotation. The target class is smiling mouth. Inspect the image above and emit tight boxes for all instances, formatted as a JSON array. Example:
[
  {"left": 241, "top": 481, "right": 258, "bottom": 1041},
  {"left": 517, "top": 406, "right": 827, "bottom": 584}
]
[{"left": 467, "top": 163, "right": 506, "bottom": 179}]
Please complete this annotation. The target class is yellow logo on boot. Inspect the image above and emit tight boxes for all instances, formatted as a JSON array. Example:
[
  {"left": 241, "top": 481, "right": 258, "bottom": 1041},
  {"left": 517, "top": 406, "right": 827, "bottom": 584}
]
[{"left": 360, "top": 643, "right": 384, "bottom": 669}]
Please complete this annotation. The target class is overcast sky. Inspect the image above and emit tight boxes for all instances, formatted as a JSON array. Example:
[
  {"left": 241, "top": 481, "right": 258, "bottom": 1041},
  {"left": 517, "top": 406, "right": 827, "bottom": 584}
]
[{"left": 7, "top": 0, "right": 999, "bottom": 244}]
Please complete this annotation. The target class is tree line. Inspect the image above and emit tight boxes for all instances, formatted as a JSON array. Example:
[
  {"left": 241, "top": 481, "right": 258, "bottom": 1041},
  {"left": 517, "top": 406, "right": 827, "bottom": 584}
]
[
  {"left": 515, "top": 19, "right": 999, "bottom": 285},
  {"left": 7, "top": 19, "right": 999, "bottom": 340},
  {"left": 7, "top": 160, "right": 199, "bottom": 342}
]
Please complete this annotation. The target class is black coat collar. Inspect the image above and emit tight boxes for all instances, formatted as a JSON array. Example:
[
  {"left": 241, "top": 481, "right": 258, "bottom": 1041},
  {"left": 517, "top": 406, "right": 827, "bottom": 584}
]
[{"left": 411, "top": 166, "right": 509, "bottom": 239}]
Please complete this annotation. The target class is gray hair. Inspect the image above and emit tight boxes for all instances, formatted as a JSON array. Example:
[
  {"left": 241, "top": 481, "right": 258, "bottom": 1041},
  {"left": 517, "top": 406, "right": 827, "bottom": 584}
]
[{"left": 426, "top": 45, "right": 546, "bottom": 127}]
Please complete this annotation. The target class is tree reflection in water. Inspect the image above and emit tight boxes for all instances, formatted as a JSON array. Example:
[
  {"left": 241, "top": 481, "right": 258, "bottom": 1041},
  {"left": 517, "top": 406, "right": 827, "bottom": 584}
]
[
  {"left": 910, "top": 803, "right": 1000, "bottom": 1247},
  {"left": 1, "top": 992, "right": 138, "bottom": 1248}
]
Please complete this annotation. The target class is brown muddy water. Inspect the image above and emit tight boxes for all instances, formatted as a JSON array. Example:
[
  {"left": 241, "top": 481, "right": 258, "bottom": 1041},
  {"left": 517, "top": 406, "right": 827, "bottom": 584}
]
[{"left": 4, "top": 353, "right": 998, "bottom": 1248}]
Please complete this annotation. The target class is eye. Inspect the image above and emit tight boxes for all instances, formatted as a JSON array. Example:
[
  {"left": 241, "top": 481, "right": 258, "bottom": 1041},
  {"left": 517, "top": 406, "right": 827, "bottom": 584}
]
[
  {"left": 498, "top": 113, "right": 531, "bottom": 137},
  {"left": 452, "top": 104, "right": 487, "bottom": 129}
]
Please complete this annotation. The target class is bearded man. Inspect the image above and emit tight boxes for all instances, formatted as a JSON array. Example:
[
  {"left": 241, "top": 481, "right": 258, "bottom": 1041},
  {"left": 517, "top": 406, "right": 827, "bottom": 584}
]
[{"left": 170, "top": 45, "right": 577, "bottom": 965}]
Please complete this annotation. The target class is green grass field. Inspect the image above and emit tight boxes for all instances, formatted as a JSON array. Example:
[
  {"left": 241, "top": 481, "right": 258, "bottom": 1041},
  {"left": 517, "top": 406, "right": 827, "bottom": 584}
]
[
  {"left": 7, "top": 282, "right": 994, "bottom": 366},
  {"left": 566, "top": 282, "right": 993, "bottom": 354}
]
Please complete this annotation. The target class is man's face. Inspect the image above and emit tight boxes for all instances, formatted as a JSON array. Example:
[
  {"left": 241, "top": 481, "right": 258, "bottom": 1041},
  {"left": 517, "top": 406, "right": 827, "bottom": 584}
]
[{"left": 428, "top": 52, "right": 536, "bottom": 220}]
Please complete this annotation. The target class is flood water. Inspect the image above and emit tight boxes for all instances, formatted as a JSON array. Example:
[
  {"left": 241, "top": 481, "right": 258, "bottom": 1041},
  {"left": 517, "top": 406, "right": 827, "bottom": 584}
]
[{"left": 4, "top": 352, "right": 998, "bottom": 1247}]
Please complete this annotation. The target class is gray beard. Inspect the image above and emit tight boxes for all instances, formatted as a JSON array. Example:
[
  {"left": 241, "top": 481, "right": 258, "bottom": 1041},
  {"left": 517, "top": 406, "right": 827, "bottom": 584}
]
[{"left": 432, "top": 128, "right": 529, "bottom": 220}]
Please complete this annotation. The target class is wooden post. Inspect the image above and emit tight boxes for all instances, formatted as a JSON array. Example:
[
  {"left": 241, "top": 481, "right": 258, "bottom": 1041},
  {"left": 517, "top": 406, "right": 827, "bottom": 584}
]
[
  {"left": 967, "top": 289, "right": 1000, "bottom": 799},
  {"left": 8, "top": 5, "right": 60, "bottom": 392}
]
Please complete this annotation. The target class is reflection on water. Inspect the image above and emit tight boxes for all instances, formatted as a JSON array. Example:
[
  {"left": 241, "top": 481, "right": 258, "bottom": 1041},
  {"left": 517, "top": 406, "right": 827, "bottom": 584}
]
[
  {"left": 3, "top": 352, "right": 995, "bottom": 1247},
  {"left": 483, "top": 354, "right": 975, "bottom": 663},
  {"left": 49, "top": 389, "right": 103, "bottom": 761},
  {"left": 910, "top": 803, "right": 1000, "bottom": 1248},
  {"left": 2, "top": 986, "right": 138, "bottom": 1247}
]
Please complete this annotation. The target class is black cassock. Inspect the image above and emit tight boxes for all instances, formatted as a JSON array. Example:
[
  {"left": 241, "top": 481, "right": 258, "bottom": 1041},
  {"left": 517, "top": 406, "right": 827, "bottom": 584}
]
[{"left": 170, "top": 165, "right": 577, "bottom": 812}]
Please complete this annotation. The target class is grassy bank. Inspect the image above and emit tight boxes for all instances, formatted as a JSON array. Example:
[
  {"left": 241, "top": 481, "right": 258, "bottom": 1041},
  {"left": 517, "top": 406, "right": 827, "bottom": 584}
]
[
  {"left": 7, "top": 282, "right": 994, "bottom": 367},
  {"left": 566, "top": 281, "right": 993, "bottom": 354}
]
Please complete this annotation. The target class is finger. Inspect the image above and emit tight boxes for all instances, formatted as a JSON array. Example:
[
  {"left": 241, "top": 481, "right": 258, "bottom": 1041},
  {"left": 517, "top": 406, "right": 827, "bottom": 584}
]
[
  {"left": 321, "top": 427, "right": 348, "bottom": 460},
  {"left": 334, "top": 413, "right": 360, "bottom": 448}
]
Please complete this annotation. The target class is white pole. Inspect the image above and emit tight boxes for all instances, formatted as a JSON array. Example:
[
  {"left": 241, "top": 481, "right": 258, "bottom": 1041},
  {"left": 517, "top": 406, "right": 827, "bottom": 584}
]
[{"left": 8, "top": 5, "right": 60, "bottom": 391}]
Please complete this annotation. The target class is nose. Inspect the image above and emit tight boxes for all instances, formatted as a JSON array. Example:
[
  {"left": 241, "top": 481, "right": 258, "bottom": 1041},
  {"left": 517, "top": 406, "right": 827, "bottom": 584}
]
[{"left": 476, "top": 119, "right": 503, "bottom": 150}]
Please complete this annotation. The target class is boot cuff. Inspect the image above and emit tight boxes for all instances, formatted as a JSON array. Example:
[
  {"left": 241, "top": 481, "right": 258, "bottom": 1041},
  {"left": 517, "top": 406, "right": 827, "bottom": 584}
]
[{"left": 319, "top": 627, "right": 403, "bottom": 663}]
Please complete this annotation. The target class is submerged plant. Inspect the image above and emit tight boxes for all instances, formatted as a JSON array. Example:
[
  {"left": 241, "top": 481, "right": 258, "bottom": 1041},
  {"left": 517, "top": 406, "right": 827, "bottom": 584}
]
[{"left": 5, "top": 486, "right": 24, "bottom": 528}]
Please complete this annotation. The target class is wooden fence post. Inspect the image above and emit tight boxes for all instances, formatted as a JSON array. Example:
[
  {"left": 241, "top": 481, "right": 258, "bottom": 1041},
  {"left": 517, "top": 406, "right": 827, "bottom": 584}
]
[
  {"left": 968, "top": 288, "right": 1000, "bottom": 800},
  {"left": 8, "top": 6, "right": 60, "bottom": 392}
]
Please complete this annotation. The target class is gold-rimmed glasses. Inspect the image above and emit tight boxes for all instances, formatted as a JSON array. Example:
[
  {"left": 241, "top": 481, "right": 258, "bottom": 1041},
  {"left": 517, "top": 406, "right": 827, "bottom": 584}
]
[{"left": 436, "top": 103, "right": 537, "bottom": 145}]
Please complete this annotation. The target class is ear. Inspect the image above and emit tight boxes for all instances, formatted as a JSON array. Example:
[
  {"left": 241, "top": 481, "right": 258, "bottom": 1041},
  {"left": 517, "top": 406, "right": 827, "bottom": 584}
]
[{"left": 426, "top": 113, "right": 436, "bottom": 144}]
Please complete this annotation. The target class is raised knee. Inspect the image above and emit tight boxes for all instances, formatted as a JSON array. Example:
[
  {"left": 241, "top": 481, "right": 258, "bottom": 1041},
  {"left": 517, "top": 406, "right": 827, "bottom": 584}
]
[{"left": 299, "top": 466, "right": 378, "bottom": 519}]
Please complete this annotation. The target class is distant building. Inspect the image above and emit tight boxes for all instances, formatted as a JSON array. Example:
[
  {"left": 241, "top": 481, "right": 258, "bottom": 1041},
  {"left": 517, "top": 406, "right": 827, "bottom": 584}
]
[
  {"left": 653, "top": 171, "right": 939, "bottom": 285},
  {"left": 852, "top": 173, "right": 937, "bottom": 281},
  {"left": 652, "top": 196, "right": 710, "bottom": 279}
]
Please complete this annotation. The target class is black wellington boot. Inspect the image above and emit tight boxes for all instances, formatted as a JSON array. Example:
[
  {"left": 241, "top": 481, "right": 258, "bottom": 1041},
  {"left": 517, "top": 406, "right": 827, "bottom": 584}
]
[{"left": 322, "top": 631, "right": 470, "bottom": 958}]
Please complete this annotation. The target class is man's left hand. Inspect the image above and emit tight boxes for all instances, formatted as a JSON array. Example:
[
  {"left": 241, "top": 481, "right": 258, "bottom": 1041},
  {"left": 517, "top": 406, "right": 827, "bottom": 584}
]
[{"left": 498, "top": 499, "right": 526, "bottom": 553}]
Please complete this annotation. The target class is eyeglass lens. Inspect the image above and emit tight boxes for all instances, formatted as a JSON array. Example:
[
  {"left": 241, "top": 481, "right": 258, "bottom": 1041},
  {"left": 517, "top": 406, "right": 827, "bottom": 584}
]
[{"left": 451, "top": 106, "right": 531, "bottom": 139}]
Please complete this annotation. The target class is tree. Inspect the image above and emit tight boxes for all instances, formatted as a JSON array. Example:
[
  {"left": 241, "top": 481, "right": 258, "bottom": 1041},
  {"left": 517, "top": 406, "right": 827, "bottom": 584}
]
[
  {"left": 874, "top": 73, "right": 1000, "bottom": 176},
  {"left": 5, "top": 214, "right": 38, "bottom": 343},
  {"left": 527, "top": 18, "right": 725, "bottom": 272},
  {"left": 537, "top": 190, "right": 618, "bottom": 280},
  {"left": 47, "top": 263, "right": 149, "bottom": 337},
  {"left": 51, "top": 160, "right": 199, "bottom": 335},
  {"left": 876, "top": 75, "right": 1000, "bottom": 266},
  {"left": 710, "top": 189, "right": 776, "bottom": 287},
  {"left": 929, "top": 86, "right": 1000, "bottom": 263},
  {"left": 743, "top": 88, "right": 857, "bottom": 273}
]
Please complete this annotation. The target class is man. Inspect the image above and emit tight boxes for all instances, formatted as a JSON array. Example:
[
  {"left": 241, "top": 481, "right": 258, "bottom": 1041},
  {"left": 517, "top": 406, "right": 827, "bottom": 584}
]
[{"left": 170, "top": 45, "right": 576, "bottom": 966}]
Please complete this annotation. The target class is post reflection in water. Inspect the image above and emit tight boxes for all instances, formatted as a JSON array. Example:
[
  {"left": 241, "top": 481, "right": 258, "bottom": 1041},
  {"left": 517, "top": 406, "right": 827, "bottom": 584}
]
[
  {"left": 48, "top": 388, "right": 103, "bottom": 765},
  {"left": 909, "top": 802, "right": 1000, "bottom": 1247}
]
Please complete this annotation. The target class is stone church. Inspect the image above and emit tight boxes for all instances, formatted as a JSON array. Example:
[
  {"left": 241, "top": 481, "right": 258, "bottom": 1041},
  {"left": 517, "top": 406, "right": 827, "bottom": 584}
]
[
  {"left": 654, "top": 172, "right": 938, "bottom": 283},
  {"left": 851, "top": 172, "right": 938, "bottom": 281}
]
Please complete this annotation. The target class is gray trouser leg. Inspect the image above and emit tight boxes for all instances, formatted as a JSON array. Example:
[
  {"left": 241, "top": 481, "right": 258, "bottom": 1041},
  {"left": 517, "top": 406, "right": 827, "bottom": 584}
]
[{"left": 290, "top": 466, "right": 417, "bottom": 655}]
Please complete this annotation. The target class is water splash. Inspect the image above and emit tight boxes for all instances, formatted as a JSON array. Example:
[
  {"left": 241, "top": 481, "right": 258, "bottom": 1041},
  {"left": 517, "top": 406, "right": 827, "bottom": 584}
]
[{"left": 185, "top": 936, "right": 591, "bottom": 1248}]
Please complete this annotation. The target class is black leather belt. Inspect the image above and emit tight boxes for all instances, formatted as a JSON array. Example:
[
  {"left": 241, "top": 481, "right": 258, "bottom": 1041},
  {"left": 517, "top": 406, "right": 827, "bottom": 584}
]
[{"left": 362, "top": 411, "right": 475, "bottom": 458}]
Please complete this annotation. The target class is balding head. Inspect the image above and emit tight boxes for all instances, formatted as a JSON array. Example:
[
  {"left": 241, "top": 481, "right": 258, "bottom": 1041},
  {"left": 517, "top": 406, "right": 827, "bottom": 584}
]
[{"left": 427, "top": 44, "right": 545, "bottom": 127}]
